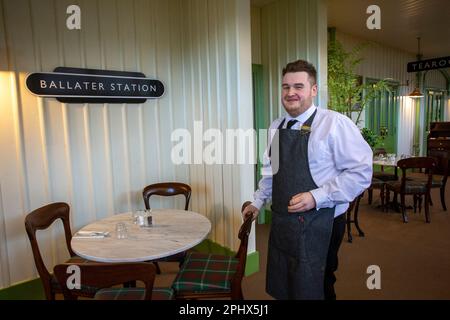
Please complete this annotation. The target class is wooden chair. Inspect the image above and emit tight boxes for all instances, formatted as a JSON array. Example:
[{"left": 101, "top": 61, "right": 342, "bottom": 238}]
[
  {"left": 143, "top": 182, "right": 191, "bottom": 211},
  {"left": 346, "top": 193, "right": 365, "bottom": 243},
  {"left": 24, "top": 202, "right": 98, "bottom": 300},
  {"left": 171, "top": 201, "right": 252, "bottom": 300},
  {"left": 53, "top": 262, "right": 173, "bottom": 300},
  {"left": 142, "top": 182, "right": 192, "bottom": 273},
  {"left": 367, "top": 177, "right": 386, "bottom": 208},
  {"left": 408, "top": 149, "right": 449, "bottom": 211},
  {"left": 385, "top": 157, "right": 436, "bottom": 223}
]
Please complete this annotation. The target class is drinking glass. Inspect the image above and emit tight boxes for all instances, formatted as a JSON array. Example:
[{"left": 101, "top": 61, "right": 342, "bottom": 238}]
[{"left": 115, "top": 222, "right": 128, "bottom": 239}]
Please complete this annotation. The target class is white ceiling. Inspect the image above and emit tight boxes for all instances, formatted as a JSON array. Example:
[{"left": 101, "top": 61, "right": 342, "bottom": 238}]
[
  {"left": 327, "top": 0, "right": 450, "bottom": 59},
  {"left": 251, "top": 0, "right": 450, "bottom": 59}
]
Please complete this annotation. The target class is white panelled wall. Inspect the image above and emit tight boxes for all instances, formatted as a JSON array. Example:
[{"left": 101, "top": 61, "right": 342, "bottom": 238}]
[
  {"left": 260, "top": 0, "right": 328, "bottom": 121},
  {"left": 336, "top": 31, "right": 449, "bottom": 156},
  {"left": 0, "top": 0, "right": 254, "bottom": 288}
]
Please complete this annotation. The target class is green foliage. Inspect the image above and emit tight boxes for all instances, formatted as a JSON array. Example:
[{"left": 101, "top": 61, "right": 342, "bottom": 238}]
[
  {"left": 328, "top": 40, "right": 390, "bottom": 126},
  {"left": 360, "top": 127, "right": 380, "bottom": 149}
]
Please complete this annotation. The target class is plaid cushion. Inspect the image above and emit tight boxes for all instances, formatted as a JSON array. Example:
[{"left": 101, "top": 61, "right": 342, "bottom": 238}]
[
  {"left": 407, "top": 173, "right": 444, "bottom": 187},
  {"left": 386, "top": 180, "right": 427, "bottom": 193},
  {"left": 373, "top": 171, "right": 397, "bottom": 181},
  {"left": 95, "top": 287, "right": 174, "bottom": 300},
  {"left": 172, "top": 252, "right": 238, "bottom": 294}
]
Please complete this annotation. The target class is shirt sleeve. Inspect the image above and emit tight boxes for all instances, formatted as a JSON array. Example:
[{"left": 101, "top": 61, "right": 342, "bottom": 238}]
[{"left": 309, "top": 115, "right": 373, "bottom": 209}]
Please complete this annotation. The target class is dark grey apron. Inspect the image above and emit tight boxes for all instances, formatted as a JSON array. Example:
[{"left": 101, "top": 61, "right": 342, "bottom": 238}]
[{"left": 266, "top": 110, "right": 336, "bottom": 300}]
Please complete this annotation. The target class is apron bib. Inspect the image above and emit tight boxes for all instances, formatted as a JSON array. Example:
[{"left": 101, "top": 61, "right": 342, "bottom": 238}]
[{"left": 266, "top": 110, "right": 335, "bottom": 300}]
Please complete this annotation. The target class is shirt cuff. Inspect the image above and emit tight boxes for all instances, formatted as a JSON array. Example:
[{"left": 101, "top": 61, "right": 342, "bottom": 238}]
[
  {"left": 251, "top": 199, "right": 265, "bottom": 211},
  {"left": 309, "top": 188, "right": 329, "bottom": 210}
]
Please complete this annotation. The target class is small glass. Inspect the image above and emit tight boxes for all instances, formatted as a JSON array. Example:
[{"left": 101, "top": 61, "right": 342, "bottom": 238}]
[
  {"left": 387, "top": 153, "right": 396, "bottom": 163},
  {"left": 145, "top": 209, "right": 153, "bottom": 226},
  {"left": 132, "top": 210, "right": 145, "bottom": 224},
  {"left": 115, "top": 222, "right": 128, "bottom": 239}
]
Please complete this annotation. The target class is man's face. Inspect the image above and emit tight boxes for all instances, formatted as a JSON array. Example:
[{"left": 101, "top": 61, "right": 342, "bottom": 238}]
[{"left": 281, "top": 71, "right": 317, "bottom": 117}]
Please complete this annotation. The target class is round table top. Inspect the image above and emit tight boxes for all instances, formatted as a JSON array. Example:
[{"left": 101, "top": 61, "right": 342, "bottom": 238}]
[{"left": 71, "top": 209, "right": 211, "bottom": 263}]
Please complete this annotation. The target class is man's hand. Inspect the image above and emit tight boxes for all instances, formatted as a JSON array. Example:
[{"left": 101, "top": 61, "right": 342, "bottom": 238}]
[
  {"left": 288, "top": 192, "right": 316, "bottom": 213},
  {"left": 242, "top": 204, "right": 260, "bottom": 221}
]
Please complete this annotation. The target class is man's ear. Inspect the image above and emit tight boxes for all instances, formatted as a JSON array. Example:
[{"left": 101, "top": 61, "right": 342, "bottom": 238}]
[{"left": 311, "top": 83, "right": 318, "bottom": 97}]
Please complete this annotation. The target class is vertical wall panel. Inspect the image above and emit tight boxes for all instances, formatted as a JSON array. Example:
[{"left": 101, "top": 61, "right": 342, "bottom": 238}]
[
  {"left": 260, "top": 0, "right": 327, "bottom": 124},
  {"left": 0, "top": 0, "right": 254, "bottom": 288}
]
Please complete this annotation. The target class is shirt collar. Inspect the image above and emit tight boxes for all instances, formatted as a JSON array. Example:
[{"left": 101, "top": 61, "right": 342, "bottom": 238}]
[{"left": 285, "top": 104, "right": 317, "bottom": 124}]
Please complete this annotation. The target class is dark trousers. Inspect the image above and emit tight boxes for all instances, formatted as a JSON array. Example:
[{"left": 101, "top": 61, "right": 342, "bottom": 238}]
[{"left": 324, "top": 213, "right": 346, "bottom": 300}]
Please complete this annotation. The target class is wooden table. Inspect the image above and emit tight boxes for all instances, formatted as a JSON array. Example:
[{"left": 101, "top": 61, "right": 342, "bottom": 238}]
[{"left": 71, "top": 209, "right": 211, "bottom": 263}]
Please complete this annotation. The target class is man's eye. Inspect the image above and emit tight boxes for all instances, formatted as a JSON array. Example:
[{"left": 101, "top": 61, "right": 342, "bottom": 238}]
[{"left": 294, "top": 85, "right": 303, "bottom": 89}]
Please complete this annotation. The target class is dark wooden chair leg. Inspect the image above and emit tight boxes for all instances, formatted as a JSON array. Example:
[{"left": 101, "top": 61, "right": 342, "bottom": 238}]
[
  {"left": 440, "top": 186, "right": 447, "bottom": 211},
  {"left": 353, "top": 195, "right": 365, "bottom": 237},
  {"left": 385, "top": 190, "right": 390, "bottom": 212},
  {"left": 418, "top": 195, "right": 423, "bottom": 213},
  {"left": 380, "top": 186, "right": 385, "bottom": 211},
  {"left": 401, "top": 193, "right": 408, "bottom": 223},
  {"left": 368, "top": 188, "right": 373, "bottom": 205},
  {"left": 413, "top": 195, "right": 418, "bottom": 213},
  {"left": 153, "top": 262, "right": 161, "bottom": 274},
  {"left": 393, "top": 192, "right": 400, "bottom": 212},
  {"left": 346, "top": 211, "right": 353, "bottom": 243},
  {"left": 425, "top": 193, "right": 431, "bottom": 223}
]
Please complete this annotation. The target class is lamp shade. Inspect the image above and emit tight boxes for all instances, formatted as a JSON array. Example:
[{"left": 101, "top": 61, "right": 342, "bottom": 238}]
[{"left": 408, "top": 87, "right": 423, "bottom": 98}]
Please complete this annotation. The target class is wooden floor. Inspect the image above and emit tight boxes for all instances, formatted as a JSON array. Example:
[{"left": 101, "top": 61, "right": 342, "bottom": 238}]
[
  {"left": 150, "top": 187, "right": 450, "bottom": 300},
  {"left": 240, "top": 187, "right": 450, "bottom": 300}
]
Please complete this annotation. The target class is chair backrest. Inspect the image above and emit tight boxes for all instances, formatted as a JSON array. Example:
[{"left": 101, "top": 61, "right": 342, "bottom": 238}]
[
  {"left": 428, "top": 149, "right": 449, "bottom": 177},
  {"left": 397, "top": 157, "right": 437, "bottom": 188},
  {"left": 231, "top": 201, "right": 253, "bottom": 292},
  {"left": 143, "top": 182, "right": 191, "bottom": 210},
  {"left": 24, "top": 202, "right": 74, "bottom": 300},
  {"left": 54, "top": 262, "right": 157, "bottom": 300}
]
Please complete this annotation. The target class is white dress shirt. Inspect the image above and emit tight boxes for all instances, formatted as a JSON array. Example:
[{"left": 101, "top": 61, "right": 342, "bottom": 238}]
[{"left": 252, "top": 105, "right": 373, "bottom": 217}]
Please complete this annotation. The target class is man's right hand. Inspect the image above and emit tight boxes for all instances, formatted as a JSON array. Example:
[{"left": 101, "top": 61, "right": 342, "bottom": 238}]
[{"left": 242, "top": 204, "right": 260, "bottom": 221}]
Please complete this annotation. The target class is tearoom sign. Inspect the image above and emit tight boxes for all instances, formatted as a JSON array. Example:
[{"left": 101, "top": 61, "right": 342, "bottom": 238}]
[{"left": 26, "top": 67, "right": 164, "bottom": 103}]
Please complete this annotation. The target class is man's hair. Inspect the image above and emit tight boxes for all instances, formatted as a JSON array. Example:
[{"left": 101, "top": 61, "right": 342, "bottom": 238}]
[{"left": 282, "top": 59, "right": 317, "bottom": 85}]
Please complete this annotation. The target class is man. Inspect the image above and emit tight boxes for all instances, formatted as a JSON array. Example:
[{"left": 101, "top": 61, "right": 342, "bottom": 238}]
[{"left": 243, "top": 59, "right": 372, "bottom": 300}]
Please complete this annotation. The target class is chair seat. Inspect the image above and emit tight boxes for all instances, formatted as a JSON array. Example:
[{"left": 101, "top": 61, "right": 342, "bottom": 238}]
[
  {"left": 373, "top": 172, "right": 397, "bottom": 181},
  {"left": 371, "top": 177, "right": 385, "bottom": 188},
  {"left": 94, "top": 287, "right": 174, "bottom": 300},
  {"left": 386, "top": 180, "right": 427, "bottom": 193},
  {"left": 172, "top": 252, "right": 239, "bottom": 294},
  {"left": 407, "top": 172, "right": 444, "bottom": 187}
]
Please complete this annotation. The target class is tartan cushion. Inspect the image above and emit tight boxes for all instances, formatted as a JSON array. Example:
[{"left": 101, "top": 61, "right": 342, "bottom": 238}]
[
  {"left": 407, "top": 173, "right": 444, "bottom": 187},
  {"left": 386, "top": 180, "right": 427, "bottom": 193},
  {"left": 172, "top": 252, "right": 238, "bottom": 294},
  {"left": 94, "top": 287, "right": 174, "bottom": 300},
  {"left": 373, "top": 171, "right": 397, "bottom": 181}
]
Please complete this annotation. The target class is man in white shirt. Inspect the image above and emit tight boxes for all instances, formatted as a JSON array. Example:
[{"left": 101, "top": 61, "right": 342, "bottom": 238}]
[{"left": 243, "top": 59, "right": 372, "bottom": 300}]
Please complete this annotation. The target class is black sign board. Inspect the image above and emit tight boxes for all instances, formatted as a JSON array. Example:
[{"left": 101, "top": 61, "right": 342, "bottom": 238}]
[
  {"left": 407, "top": 56, "right": 450, "bottom": 73},
  {"left": 26, "top": 67, "right": 164, "bottom": 103}
]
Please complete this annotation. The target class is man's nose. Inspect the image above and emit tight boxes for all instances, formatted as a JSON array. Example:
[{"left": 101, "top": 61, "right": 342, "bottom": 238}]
[{"left": 287, "top": 86, "right": 295, "bottom": 95}]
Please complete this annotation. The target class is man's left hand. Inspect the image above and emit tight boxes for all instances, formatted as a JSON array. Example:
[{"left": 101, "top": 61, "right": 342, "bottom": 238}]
[{"left": 288, "top": 192, "right": 316, "bottom": 213}]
